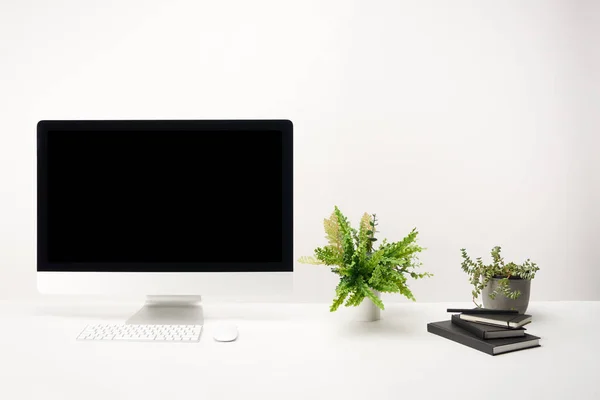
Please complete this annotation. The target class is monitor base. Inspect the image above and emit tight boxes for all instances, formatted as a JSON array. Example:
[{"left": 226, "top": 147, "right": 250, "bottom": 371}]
[{"left": 126, "top": 296, "right": 204, "bottom": 325}]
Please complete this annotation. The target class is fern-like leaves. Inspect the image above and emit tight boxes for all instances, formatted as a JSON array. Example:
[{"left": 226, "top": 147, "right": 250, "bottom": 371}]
[
  {"left": 331, "top": 278, "right": 352, "bottom": 311},
  {"left": 299, "top": 207, "right": 432, "bottom": 312},
  {"left": 324, "top": 212, "right": 342, "bottom": 250},
  {"left": 298, "top": 256, "right": 323, "bottom": 265}
]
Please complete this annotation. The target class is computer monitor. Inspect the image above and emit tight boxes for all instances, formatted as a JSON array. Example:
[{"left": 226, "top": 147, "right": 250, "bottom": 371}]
[{"left": 37, "top": 120, "right": 293, "bottom": 324}]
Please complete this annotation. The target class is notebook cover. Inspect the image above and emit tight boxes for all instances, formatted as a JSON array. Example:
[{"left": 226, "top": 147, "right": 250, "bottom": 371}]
[
  {"left": 451, "top": 314, "right": 525, "bottom": 339},
  {"left": 459, "top": 313, "right": 532, "bottom": 328},
  {"left": 427, "top": 320, "right": 540, "bottom": 356}
]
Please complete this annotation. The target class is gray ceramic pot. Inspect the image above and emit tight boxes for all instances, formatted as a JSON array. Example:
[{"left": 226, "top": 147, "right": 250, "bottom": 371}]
[{"left": 482, "top": 277, "right": 531, "bottom": 314}]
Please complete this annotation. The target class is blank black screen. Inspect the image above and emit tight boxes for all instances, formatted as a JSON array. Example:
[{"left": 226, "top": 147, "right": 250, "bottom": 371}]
[{"left": 46, "top": 131, "right": 283, "bottom": 266}]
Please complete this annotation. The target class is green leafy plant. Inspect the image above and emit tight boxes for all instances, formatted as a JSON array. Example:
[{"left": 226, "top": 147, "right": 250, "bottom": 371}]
[
  {"left": 460, "top": 246, "right": 540, "bottom": 307},
  {"left": 299, "top": 206, "right": 432, "bottom": 311}
]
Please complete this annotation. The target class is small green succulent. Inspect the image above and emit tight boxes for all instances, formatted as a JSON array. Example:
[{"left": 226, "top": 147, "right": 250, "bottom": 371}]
[{"left": 461, "top": 246, "right": 539, "bottom": 307}]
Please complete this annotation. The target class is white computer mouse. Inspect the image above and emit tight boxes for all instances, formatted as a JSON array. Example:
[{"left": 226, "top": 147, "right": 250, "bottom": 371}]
[{"left": 212, "top": 323, "right": 238, "bottom": 342}]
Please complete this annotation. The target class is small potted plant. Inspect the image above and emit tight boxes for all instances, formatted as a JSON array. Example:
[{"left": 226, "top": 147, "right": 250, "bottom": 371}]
[
  {"left": 299, "top": 206, "right": 432, "bottom": 321},
  {"left": 460, "top": 246, "right": 540, "bottom": 314}
]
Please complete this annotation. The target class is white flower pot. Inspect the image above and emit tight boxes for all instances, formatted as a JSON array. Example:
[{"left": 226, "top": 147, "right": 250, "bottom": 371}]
[{"left": 354, "top": 291, "right": 381, "bottom": 322}]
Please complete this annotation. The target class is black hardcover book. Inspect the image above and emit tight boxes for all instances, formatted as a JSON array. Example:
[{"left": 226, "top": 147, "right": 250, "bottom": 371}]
[
  {"left": 427, "top": 320, "right": 540, "bottom": 355},
  {"left": 451, "top": 314, "right": 525, "bottom": 339},
  {"left": 447, "top": 308, "right": 518, "bottom": 315},
  {"left": 459, "top": 313, "right": 532, "bottom": 329}
]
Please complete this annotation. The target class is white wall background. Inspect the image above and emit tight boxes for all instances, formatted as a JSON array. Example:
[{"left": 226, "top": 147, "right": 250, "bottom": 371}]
[{"left": 0, "top": 0, "right": 598, "bottom": 303}]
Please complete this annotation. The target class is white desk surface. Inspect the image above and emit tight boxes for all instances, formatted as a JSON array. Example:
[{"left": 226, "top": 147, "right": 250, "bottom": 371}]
[{"left": 0, "top": 300, "right": 598, "bottom": 400}]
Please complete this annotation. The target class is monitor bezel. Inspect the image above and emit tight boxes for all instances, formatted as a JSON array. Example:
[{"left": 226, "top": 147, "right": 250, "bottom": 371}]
[{"left": 37, "top": 120, "right": 293, "bottom": 273}]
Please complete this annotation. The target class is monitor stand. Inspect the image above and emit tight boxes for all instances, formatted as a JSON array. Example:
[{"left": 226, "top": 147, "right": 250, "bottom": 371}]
[{"left": 125, "top": 295, "right": 204, "bottom": 325}]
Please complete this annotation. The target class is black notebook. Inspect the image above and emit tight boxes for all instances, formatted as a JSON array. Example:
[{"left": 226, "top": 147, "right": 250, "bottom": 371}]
[
  {"left": 428, "top": 320, "right": 540, "bottom": 355},
  {"left": 459, "top": 313, "right": 532, "bottom": 329},
  {"left": 451, "top": 314, "right": 525, "bottom": 339}
]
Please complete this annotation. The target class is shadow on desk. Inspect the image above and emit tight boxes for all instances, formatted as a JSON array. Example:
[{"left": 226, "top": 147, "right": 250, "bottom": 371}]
[
  {"left": 333, "top": 307, "right": 426, "bottom": 339},
  {"left": 32, "top": 303, "right": 136, "bottom": 320},
  {"left": 30, "top": 302, "right": 327, "bottom": 322}
]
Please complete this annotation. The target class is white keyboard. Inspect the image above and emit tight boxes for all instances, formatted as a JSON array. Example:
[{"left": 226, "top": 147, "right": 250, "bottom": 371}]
[{"left": 77, "top": 324, "right": 203, "bottom": 342}]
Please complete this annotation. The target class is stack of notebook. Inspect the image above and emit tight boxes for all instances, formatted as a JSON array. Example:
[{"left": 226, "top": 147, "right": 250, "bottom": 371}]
[{"left": 427, "top": 309, "right": 541, "bottom": 356}]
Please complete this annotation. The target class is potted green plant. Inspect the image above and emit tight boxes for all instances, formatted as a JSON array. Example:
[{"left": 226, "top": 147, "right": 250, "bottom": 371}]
[
  {"left": 460, "top": 246, "right": 540, "bottom": 314},
  {"left": 299, "top": 206, "right": 432, "bottom": 321}
]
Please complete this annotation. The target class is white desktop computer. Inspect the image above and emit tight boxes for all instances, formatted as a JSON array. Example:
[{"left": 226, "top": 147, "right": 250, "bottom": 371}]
[{"left": 37, "top": 120, "right": 293, "bottom": 331}]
